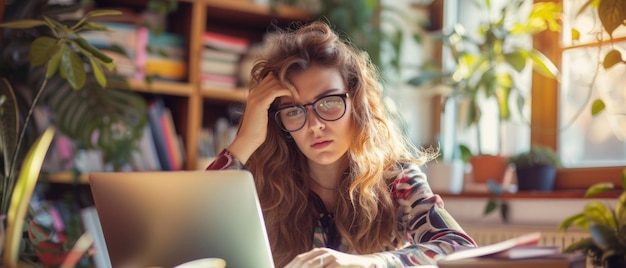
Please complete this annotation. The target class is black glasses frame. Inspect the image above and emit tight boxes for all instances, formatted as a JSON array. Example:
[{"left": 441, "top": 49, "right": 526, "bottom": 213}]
[{"left": 274, "top": 93, "right": 350, "bottom": 132}]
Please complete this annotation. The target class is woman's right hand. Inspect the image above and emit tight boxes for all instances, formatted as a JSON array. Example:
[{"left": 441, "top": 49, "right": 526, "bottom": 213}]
[{"left": 226, "top": 73, "right": 291, "bottom": 164}]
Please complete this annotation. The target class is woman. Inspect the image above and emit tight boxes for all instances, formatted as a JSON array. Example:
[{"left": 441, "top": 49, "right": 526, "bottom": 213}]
[{"left": 206, "top": 21, "right": 476, "bottom": 267}]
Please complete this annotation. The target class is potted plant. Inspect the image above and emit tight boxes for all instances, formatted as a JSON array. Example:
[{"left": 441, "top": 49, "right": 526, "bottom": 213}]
[
  {"left": 559, "top": 174, "right": 626, "bottom": 268},
  {"left": 508, "top": 145, "right": 562, "bottom": 191}
]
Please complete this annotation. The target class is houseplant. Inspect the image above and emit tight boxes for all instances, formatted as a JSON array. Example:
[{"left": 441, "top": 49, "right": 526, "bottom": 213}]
[
  {"left": 508, "top": 145, "right": 562, "bottom": 191},
  {"left": 0, "top": 1, "right": 148, "bottom": 265},
  {"left": 558, "top": 174, "right": 626, "bottom": 268},
  {"left": 437, "top": 0, "right": 561, "bottom": 188}
]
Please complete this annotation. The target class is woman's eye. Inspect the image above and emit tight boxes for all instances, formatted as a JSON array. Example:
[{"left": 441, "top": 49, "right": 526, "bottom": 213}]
[
  {"left": 319, "top": 99, "right": 341, "bottom": 109},
  {"left": 285, "top": 108, "right": 303, "bottom": 117}
]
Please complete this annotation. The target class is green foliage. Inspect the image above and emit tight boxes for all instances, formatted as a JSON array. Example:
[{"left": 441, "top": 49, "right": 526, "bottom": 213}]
[
  {"left": 412, "top": 0, "right": 560, "bottom": 154},
  {"left": 508, "top": 145, "right": 562, "bottom": 169},
  {"left": 574, "top": 0, "right": 626, "bottom": 117},
  {"left": 447, "top": 0, "right": 560, "bottom": 128},
  {"left": 559, "top": 174, "right": 626, "bottom": 267},
  {"left": 484, "top": 179, "right": 509, "bottom": 223},
  {"left": 0, "top": 10, "right": 120, "bottom": 89},
  {"left": 0, "top": 3, "right": 148, "bottom": 264}
]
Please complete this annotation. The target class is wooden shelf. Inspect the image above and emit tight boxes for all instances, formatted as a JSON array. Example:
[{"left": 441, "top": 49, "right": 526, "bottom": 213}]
[
  {"left": 185, "top": 0, "right": 310, "bottom": 21},
  {"left": 127, "top": 79, "right": 194, "bottom": 96},
  {"left": 201, "top": 88, "right": 248, "bottom": 102},
  {"left": 440, "top": 190, "right": 621, "bottom": 199},
  {"left": 43, "top": 172, "right": 89, "bottom": 184}
]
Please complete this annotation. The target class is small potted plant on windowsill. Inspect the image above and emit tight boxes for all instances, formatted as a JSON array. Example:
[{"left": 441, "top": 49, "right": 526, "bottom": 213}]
[{"left": 508, "top": 145, "right": 562, "bottom": 192}]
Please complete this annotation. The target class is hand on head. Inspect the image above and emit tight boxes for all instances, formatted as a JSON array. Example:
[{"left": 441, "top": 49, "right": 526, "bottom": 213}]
[{"left": 227, "top": 73, "right": 290, "bottom": 164}]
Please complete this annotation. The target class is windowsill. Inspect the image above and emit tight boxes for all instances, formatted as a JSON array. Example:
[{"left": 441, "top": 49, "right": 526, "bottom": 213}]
[
  {"left": 439, "top": 190, "right": 621, "bottom": 199},
  {"left": 440, "top": 190, "right": 619, "bottom": 226}
]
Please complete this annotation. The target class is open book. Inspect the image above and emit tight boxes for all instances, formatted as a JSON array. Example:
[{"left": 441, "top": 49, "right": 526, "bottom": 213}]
[
  {"left": 438, "top": 232, "right": 585, "bottom": 268},
  {"left": 442, "top": 232, "right": 556, "bottom": 261}
]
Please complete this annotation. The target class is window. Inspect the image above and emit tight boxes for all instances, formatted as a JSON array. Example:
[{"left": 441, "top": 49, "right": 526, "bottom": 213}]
[
  {"left": 531, "top": 0, "right": 626, "bottom": 189},
  {"left": 441, "top": 0, "right": 625, "bottom": 189},
  {"left": 558, "top": 0, "right": 626, "bottom": 168}
]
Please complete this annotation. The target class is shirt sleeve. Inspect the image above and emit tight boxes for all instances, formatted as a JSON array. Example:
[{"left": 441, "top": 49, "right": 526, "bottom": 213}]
[
  {"left": 205, "top": 148, "right": 245, "bottom": 170},
  {"left": 372, "top": 163, "right": 477, "bottom": 267}
]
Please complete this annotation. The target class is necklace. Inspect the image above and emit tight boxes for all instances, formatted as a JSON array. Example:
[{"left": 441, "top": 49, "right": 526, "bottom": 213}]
[{"left": 310, "top": 178, "right": 337, "bottom": 191}]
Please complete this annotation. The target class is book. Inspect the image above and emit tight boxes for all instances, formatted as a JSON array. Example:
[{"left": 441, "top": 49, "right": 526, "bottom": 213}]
[
  {"left": 80, "top": 206, "right": 111, "bottom": 268},
  {"left": 437, "top": 232, "right": 586, "bottom": 268},
  {"left": 160, "top": 107, "right": 184, "bottom": 170},
  {"left": 489, "top": 245, "right": 560, "bottom": 259},
  {"left": 441, "top": 232, "right": 542, "bottom": 262},
  {"left": 437, "top": 252, "right": 586, "bottom": 268},
  {"left": 200, "top": 73, "right": 238, "bottom": 89},
  {"left": 202, "top": 47, "right": 242, "bottom": 62},
  {"left": 202, "top": 32, "right": 250, "bottom": 54},
  {"left": 147, "top": 98, "right": 172, "bottom": 170},
  {"left": 200, "top": 60, "right": 239, "bottom": 76}
]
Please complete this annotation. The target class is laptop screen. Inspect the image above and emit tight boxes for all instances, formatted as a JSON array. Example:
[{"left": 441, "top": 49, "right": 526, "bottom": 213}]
[{"left": 89, "top": 170, "right": 275, "bottom": 268}]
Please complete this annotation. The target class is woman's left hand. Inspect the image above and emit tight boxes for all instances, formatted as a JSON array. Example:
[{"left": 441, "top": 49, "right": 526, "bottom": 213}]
[{"left": 284, "top": 248, "right": 384, "bottom": 268}]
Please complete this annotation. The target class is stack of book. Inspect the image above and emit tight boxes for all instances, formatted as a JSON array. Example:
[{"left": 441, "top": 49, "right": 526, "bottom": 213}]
[
  {"left": 200, "top": 31, "right": 250, "bottom": 89},
  {"left": 145, "top": 32, "right": 187, "bottom": 81}
]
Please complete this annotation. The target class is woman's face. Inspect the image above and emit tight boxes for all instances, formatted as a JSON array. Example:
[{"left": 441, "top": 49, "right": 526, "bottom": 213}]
[{"left": 277, "top": 64, "right": 354, "bottom": 167}]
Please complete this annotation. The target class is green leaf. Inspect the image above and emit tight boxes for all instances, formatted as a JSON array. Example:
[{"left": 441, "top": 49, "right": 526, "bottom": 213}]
[
  {"left": 616, "top": 192, "right": 626, "bottom": 229},
  {"left": 84, "top": 10, "right": 123, "bottom": 18},
  {"left": 584, "top": 201, "right": 615, "bottom": 228},
  {"left": 466, "top": 98, "right": 481, "bottom": 127},
  {"left": 602, "top": 49, "right": 623, "bottom": 69},
  {"left": 571, "top": 29, "right": 580, "bottom": 41},
  {"left": 60, "top": 45, "right": 86, "bottom": 90},
  {"left": 29, "top": 37, "right": 60, "bottom": 67},
  {"left": 503, "top": 51, "right": 527, "bottom": 72},
  {"left": 0, "top": 19, "right": 46, "bottom": 29},
  {"left": 484, "top": 199, "right": 498, "bottom": 215},
  {"left": 530, "top": 49, "right": 559, "bottom": 79},
  {"left": 4, "top": 127, "right": 55, "bottom": 267},
  {"left": 559, "top": 213, "right": 586, "bottom": 231},
  {"left": 585, "top": 182, "right": 615, "bottom": 197},
  {"left": 72, "top": 37, "right": 113, "bottom": 64},
  {"left": 81, "top": 21, "right": 110, "bottom": 32},
  {"left": 591, "top": 99, "right": 606, "bottom": 116},
  {"left": 598, "top": 0, "right": 626, "bottom": 36},
  {"left": 563, "top": 237, "right": 595, "bottom": 253},
  {"left": 458, "top": 144, "right": 473, "bottom": 163},
  {"left": 46, "top": 46, "right": 63, "bottom": 78},
  {"left": 89, "top": 58, "right": 107, "bottom": 88},
  {"left": 500, "top": 202, "right": 509, "bottom": 223},
  {"left": 495, "top": 74, "right": 512, "bottom": 121}
]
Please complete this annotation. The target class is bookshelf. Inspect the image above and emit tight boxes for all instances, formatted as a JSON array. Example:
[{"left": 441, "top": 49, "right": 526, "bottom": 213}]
[{"left": 85, "top": 0, "right": 311, "bottom": 173}]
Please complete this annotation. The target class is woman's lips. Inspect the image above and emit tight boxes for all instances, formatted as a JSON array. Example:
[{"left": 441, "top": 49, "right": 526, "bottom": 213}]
[{"left": 311, "top": 140, "right": 332, "bottom": 149}]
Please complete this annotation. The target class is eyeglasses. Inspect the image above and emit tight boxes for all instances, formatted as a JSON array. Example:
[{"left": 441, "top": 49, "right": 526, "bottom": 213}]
[{"left": 274, "top": 93, "right": 349, "bottom": 132}]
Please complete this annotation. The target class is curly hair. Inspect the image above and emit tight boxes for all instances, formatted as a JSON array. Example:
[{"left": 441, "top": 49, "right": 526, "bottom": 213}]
[{"left": 244, "top": 21, "right": 430, "bottom": 267}]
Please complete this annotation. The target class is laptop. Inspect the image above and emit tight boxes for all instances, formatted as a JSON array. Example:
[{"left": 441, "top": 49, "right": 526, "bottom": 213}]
[{"left": 89, "top": 170, "right": 275, "bottom": 268}]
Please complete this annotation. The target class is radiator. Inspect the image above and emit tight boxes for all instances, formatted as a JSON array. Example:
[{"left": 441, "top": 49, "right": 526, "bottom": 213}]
[{"left": 462, "top": 225, "right": 592, "bottom": 267}]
